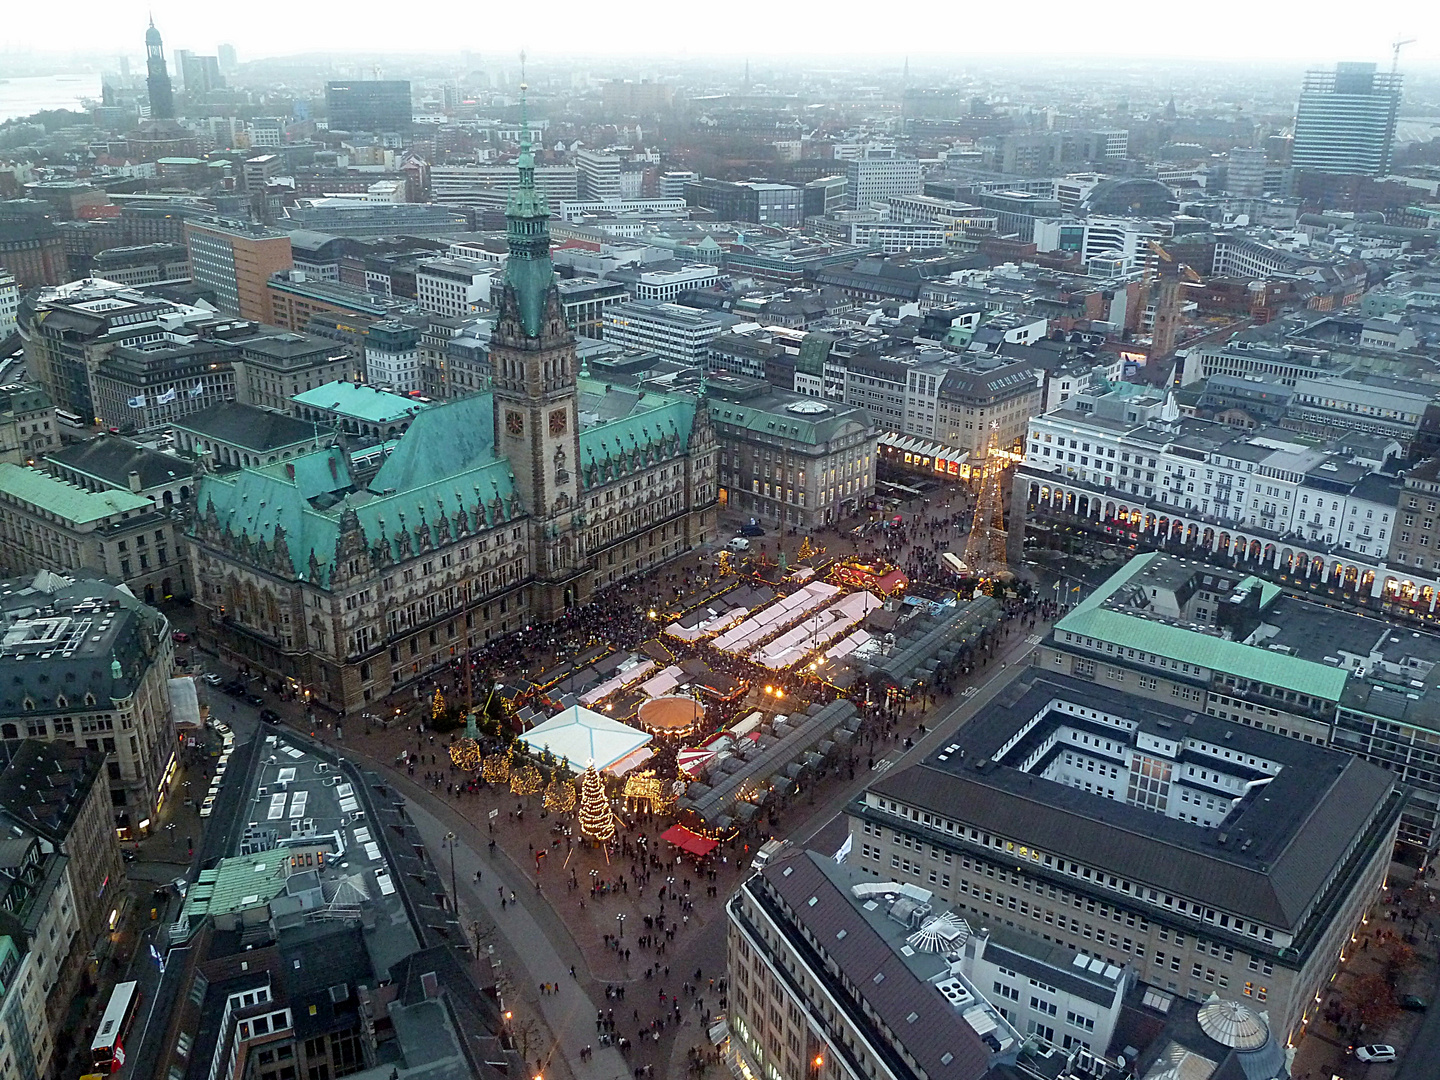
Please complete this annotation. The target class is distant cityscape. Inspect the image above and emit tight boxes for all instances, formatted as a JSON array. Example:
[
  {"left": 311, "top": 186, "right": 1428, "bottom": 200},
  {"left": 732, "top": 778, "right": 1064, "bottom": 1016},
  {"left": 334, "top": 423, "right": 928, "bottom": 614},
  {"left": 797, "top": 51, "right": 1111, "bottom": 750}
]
[{"left": 2, "top": 19, "right": 1440, "bottom": 1080}]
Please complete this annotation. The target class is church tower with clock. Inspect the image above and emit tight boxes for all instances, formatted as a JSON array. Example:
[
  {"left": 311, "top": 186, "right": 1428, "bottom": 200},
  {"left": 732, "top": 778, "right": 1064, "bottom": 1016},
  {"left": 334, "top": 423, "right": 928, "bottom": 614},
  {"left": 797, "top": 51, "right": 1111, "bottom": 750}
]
[{"left": 490, "top": 79, "right": 590, "bottom": 619}]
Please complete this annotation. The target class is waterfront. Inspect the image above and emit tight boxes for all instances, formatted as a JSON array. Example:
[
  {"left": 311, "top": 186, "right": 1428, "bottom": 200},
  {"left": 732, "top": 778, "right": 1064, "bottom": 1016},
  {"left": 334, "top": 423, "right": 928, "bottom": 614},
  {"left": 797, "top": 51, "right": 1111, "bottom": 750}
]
[{"left": 0, "top": 73, "right": 99, "bottom": 124}]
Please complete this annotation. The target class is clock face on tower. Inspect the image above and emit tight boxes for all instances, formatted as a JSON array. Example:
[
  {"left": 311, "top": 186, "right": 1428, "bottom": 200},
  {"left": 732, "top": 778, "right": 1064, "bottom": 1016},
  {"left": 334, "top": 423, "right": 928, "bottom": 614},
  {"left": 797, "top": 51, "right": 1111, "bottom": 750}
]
[
  {"left": 505, "top": 410, "right": 524, "bottom": 435},
  {"left": 549, "top": 409, "right": 568, "bottom": 436}
]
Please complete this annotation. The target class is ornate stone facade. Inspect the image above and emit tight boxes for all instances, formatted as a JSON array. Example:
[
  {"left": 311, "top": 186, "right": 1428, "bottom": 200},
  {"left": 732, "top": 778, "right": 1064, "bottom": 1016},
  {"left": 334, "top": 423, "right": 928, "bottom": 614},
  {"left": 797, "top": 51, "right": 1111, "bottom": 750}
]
[{"left": 187, "top": 102, "right": 716, "bottom": 711}]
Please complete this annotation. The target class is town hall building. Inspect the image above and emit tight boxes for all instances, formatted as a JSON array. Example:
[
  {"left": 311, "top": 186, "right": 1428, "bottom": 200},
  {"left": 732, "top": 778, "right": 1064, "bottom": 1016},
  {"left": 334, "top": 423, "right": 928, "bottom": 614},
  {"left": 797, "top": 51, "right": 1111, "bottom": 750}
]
[{"left": 186, "top": 102, "right": 718, "bottom": 710}]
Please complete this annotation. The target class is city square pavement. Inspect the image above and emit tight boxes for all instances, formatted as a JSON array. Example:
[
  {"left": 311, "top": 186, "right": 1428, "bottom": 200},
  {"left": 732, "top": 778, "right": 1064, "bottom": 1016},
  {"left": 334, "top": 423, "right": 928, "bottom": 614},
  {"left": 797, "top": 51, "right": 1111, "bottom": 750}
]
[{"left": 180, "top": 483, "right": 1065, "bottom": 1080}]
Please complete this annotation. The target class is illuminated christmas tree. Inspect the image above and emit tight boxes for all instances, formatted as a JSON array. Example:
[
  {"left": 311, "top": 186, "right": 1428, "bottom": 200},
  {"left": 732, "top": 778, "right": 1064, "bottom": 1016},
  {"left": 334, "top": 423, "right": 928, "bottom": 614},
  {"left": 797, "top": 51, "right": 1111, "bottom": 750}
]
[
  {"left": 431, "top": 688, "right": 446, "bottom": 720},
  {"left": 482, "top": 752, "right": 511, "bottom": 784},
  {"left": 510, "top": 763, "right": 542, "bottom": 796},
  {"left": 543, "top": 778, "right": 576, "bottom": 813},
  {"left": 577, "top": 763, "right": 615, "bottom": 842},
  {"left": 448, "top": 708, "right": 483, "bottom": 770}
]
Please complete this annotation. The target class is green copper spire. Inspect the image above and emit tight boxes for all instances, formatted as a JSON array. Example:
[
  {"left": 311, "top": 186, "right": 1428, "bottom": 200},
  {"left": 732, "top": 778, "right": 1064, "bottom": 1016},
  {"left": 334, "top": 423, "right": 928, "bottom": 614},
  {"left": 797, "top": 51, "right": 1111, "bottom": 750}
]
[{"left": 503, "top": 52, "right": 554, "bottom": 339}]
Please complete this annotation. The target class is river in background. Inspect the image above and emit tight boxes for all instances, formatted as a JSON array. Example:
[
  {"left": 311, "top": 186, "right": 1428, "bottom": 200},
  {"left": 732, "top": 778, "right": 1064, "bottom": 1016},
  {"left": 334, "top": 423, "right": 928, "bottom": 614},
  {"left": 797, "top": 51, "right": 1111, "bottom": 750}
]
[{"left": 0, "top": 73, "right": 100, "bottom": 124}]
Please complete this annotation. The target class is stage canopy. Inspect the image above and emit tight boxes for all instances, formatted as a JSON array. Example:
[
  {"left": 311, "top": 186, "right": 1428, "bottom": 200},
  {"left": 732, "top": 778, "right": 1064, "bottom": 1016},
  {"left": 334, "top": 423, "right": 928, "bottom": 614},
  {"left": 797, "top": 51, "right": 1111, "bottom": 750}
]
[
  {"left": 517, "top": 705, "right": 653, "bottom": 773},
  {"left": 660, "top": 824, "right": 718, "bottom": 857}
]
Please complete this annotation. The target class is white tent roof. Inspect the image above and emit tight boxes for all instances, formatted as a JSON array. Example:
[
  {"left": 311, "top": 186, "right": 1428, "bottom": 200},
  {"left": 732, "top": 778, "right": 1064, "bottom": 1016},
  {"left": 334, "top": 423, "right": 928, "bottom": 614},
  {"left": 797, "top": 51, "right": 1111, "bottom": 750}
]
[
  {"left": 168, "top": 676, "right": 202, "bottom": 729},
  {"left": 517, "top": 705, "right": 653, "bottom": 773}
]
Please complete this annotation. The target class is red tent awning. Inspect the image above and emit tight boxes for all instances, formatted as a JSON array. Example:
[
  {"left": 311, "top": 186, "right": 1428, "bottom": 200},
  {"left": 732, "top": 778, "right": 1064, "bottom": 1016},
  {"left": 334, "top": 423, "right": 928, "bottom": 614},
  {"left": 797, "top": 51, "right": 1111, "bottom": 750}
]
[{"left": 660, "top": 824, "right": 718, "bottom": 857}]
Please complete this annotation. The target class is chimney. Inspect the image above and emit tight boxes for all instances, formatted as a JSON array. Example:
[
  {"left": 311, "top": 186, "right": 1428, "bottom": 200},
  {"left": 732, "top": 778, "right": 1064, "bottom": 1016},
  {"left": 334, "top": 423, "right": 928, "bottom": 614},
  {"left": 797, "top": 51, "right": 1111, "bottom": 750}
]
[{"left": 127, "top": 470, "right": 142, "bottom": 493}]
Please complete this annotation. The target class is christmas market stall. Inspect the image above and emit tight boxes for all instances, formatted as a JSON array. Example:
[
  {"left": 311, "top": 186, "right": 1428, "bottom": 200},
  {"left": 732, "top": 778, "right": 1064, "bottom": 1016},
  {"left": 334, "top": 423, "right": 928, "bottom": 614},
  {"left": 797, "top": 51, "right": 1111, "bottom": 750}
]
[{"left": 516, "top": 704, "right": 653, "bottom": 775}]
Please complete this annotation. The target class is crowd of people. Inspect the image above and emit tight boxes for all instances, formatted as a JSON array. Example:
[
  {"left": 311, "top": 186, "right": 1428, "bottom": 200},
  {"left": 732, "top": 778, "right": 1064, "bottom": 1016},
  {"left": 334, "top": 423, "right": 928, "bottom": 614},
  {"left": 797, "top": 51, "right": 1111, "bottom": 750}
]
[{"left": 333, "top": 482, "right": 1081, "bottom": 1080}]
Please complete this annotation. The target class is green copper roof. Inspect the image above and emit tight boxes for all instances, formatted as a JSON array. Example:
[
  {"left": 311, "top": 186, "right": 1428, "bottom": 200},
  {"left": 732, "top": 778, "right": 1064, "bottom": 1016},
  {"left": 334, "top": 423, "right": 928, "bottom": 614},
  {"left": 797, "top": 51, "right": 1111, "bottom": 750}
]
[
  {"left": 293, "top": 381, "right": 430, "bottom": 425},
  {"left": 195, "top": 396, "right": 523, "bottom": 587},
  {"left": 576, "top": 378, "right": 698, "bottom": 491},
  {"left": 371, "top": 393, "right": 495, "bottom": 493},
  {"left": 1056, "top": 553, "right": 1349, "bottom": 702},
  {"left": 502, "top": 84, "right": 555, "bottom": 338},
  {"left": 0, "top": 463, "right": 151, "bottom": 524},
  {"left": 178, "top": 856, "right": 288, "bottom": 920}
]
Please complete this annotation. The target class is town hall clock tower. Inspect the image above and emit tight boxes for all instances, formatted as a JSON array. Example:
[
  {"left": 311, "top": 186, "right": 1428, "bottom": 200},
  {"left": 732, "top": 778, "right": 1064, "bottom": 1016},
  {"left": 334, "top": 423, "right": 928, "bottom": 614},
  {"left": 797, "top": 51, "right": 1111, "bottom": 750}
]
[{"left": 490, "top": 81, "right": 590, "bottom": 620}]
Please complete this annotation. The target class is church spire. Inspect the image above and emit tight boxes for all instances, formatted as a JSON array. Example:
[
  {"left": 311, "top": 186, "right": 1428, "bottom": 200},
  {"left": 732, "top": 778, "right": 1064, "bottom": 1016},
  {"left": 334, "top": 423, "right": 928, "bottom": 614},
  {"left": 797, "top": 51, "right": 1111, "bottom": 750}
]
[{"left": 503, "top": 51, "right": 554, "bottom": 339}]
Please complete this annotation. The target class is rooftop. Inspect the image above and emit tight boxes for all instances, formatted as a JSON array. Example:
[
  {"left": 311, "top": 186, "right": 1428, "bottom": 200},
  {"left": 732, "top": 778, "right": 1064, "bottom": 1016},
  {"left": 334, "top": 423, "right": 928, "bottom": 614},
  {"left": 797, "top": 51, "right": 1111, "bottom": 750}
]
[
  {"left": 45, "top": 435, "right": 196, "bottom": 492},
  {"left": 0, "top": 573, "right": 169, "bottom": 716},
  {"left": 173, "top": 402, "right": 332, "bottom": 453},
  {"left": 0, "top": 463, "right": 152, "bottom": 525},
  {"left": 744, "top": 849, "right": 1014, "bottom": 1080},
  {"left": 862, "top": 668, "right": 1399, "bottom": 932},
  {"left": 1056, "top": 553, "right": 1349, "bottom": 702},
  {"left": 292, "top": 381, "right": 431, "bottom": 425}
]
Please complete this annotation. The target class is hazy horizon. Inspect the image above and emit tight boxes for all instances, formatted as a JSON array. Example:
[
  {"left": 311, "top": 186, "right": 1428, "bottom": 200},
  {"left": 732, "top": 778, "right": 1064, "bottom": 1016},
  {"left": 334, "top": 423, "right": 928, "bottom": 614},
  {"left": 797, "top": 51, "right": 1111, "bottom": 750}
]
[{"left": 0, "top": 0, "right": 1436, "bottom": 71}]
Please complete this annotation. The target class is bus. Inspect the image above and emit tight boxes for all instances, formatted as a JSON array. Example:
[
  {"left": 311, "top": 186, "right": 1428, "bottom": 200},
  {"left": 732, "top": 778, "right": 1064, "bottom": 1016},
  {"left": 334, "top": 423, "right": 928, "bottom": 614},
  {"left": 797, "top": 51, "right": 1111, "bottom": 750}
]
[{"left": 90, "top": 980, "right": 141, "bottom": 1074}]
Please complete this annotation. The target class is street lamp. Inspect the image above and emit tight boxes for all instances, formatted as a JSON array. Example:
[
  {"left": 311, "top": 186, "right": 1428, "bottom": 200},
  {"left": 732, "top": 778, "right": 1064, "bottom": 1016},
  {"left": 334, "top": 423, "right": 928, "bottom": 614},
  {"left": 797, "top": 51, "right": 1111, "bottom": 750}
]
[
  {"left": 616, "top": 912, "right": 626, "bottom": 938},
  {"left": 442, "top": 832, "right": 459, "bottom": 913}
]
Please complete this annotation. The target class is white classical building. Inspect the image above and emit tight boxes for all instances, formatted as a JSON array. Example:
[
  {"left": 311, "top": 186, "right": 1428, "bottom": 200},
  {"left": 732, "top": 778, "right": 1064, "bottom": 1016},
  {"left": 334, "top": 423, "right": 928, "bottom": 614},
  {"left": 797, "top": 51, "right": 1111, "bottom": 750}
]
[{"left": 1016, "top": 379, "right": 1437, "bottom": 616}]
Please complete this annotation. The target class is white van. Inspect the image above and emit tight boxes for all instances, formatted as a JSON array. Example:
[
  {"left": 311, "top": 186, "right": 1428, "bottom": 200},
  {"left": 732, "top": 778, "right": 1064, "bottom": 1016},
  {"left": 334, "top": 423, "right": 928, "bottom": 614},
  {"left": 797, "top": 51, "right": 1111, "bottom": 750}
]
[
  {"left": 752, "top": 838, "right": 790, "bottom": 871},
  {"left": 727, "top": 537, "right": 751, "bottom": 552}
]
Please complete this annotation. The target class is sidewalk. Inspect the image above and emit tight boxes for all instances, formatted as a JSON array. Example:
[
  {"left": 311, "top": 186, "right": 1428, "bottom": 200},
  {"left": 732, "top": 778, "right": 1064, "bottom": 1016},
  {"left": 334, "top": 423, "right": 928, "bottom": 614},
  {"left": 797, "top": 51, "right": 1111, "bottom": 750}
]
[{"left": 392, "top": 786, "right": 631, "bottom": 1080}]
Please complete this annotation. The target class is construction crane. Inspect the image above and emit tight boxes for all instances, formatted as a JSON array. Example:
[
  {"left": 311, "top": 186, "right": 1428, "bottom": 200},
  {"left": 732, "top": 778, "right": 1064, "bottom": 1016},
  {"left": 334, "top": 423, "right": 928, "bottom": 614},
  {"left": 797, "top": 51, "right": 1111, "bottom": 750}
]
[{"left": 1392, "top": 37, "right": 1416, "bottom": 73}]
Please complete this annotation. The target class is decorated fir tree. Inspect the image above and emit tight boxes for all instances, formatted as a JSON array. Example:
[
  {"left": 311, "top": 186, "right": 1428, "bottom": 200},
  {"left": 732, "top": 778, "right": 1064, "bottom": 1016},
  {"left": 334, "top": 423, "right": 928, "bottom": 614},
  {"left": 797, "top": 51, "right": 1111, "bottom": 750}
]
[
  {"left": 578, "top": 762, "right": 615, "bottom": 842},
  {"left": 431, "top": 688, "right": 446, "bottom": 720}
]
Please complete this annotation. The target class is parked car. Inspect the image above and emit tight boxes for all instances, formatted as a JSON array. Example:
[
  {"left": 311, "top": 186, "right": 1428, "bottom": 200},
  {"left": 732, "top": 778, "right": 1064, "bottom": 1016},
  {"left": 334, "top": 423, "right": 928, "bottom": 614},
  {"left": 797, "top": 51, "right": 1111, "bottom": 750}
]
[
  {"left": 739, "top": 523, "right": 765, "bottom": 537},
  {"left": 222, "top": 681, "right": 247, "bottom": 697},
  {"left": 259, "top": 708, "right": 281, "bottom": 724},
  {"left": 726, "top": 537, "right": 751, "bottom": 552},
  {"left": 1354, "top": 1045, "right": 1396, "bottom": 1063},
  {"left": 201, "top": 673, "right": 223, "bottom": 686},
  {"left": 1401, "top": 995, "right": 1428, "bottom": 1011},
  {"left": 174, "top": 656, "right": 188, "bottom": 668},
  {"left": 244, "top": 693, "right": 265, "bottom": 707},
  {"left": 171, "top": 631, "right": 190, "bottom": 643}
]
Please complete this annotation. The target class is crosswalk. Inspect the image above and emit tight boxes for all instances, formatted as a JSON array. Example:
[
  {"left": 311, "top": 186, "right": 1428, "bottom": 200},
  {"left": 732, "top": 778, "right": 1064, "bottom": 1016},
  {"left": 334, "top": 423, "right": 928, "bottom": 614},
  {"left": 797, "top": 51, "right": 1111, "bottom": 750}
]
[
  {"left": 1026, "top": 634, "right": 1042, "bottom": 645},
  {"left": 962, "top": 686, "right": 978, "bottom": 698},
  {"left": 871, "top": 758, "right": 895, "bottom": 773}
]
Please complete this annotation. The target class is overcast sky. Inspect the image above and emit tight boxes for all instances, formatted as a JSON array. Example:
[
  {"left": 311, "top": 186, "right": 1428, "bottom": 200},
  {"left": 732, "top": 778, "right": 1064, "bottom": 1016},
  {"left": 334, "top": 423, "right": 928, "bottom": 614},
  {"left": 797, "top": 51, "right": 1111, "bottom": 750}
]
[{"left": 1, "top": 0, "right": 1436, "bottom": 68}]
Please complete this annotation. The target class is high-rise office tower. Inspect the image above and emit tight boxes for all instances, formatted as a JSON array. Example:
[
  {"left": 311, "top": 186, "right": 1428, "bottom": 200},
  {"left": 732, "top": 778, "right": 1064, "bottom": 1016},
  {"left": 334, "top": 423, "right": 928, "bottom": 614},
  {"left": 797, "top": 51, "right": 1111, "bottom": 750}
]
[
  {"left": 145, "top": 18, "right": 175, "bottom": 120},
  {"left": 1292, "top": 62, "right": 1401, "bottom": 176},
  {"left": 326, "top": 80, "right": 413, "bottom": 132}
]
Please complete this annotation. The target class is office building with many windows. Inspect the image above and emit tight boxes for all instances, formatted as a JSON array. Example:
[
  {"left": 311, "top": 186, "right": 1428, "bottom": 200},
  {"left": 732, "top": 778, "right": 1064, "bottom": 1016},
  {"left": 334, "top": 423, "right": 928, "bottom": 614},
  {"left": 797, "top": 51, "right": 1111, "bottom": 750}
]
[
  {"left": 1292, "top": 63, "right": 1402, "bottom": 176},
  {"left": 602, "top": 299, "right": 741, "bottom": 366},
  {"left": 707, "top": 375, "right": 876, "bottom": 529},
  {"left": 1038, "top": 549, "right": 1440, "bottom": 849},
  {"left": 728, "top": 848, "right": 1022, "bottom": 1080},
  {"left": 325, "top": 80, "right": 412, "bottom": 132},
  {"left": 183, "top": 219, "right": 293, "bottom": 323},
  {"left": 849, "top": 667, "right": 1402, "bottom": 1047},
  {"left": 0, "top": 573, "right": 179, "bottom": 836},
  {"left": 844, "top": 151, "right": 923, "bottom": 209}
]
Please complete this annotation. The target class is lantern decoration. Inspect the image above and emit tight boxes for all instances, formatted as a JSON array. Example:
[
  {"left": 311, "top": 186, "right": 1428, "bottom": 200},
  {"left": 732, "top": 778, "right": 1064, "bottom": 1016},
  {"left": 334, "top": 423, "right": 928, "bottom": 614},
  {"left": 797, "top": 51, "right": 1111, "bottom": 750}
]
[
  {"left": 543, "top": 778, "right": 576, "bottom": 813},
  {"left": 482, "top": 753, "right": 511, "bottom": 784},
  {"left": 578, "top": 763, "right": 616, "bottom": 842},
  {"left": 797, "top": 536, "right": 823, "bottom": 562},
  {"left": 623, "top": 769, "right": 664, "bottom": 807},
  {"left": 510, "top": 763, "right": 543, "bottom": 797}
]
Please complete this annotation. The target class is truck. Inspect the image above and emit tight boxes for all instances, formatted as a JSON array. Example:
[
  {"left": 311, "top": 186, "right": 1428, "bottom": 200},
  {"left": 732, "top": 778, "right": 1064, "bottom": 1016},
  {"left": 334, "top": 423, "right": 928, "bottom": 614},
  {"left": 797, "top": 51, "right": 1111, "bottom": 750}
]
[{"left": 752, "top": 838, "right": 791, "bottom": 872}]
